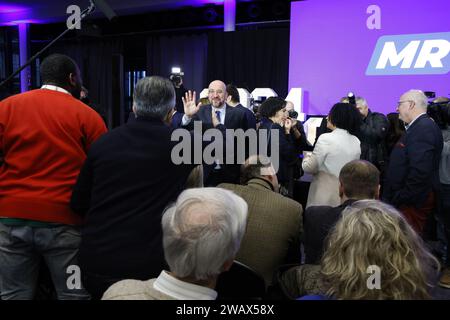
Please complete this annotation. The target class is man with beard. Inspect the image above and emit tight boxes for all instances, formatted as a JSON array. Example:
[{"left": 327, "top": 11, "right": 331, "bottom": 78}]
[
  {"left": 0, "top": 53, "right": 107, "bottom": 299},
  {"left": 180, "top": 80, "right": 250, "bottom": 186}
]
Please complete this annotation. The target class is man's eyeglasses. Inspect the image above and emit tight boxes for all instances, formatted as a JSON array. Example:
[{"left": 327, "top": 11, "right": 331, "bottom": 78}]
[{"left": 397, "top": 100, "right": 413, "bottom": 108}]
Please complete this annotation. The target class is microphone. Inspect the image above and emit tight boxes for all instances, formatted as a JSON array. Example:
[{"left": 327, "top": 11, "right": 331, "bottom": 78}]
[{"left": 92, "top": 0, "right": 118, "bottom": 21}]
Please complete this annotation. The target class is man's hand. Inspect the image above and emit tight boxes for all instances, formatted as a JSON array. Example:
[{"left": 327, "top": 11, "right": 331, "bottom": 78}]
[
  {"left": 182, "top": 90, "right": 201, "bottom": 118},
  {"left": 284, "top": 118, "right": 293, "bottom": 134}
]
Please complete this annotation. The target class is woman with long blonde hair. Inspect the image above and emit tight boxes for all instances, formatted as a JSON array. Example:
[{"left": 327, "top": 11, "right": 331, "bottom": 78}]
[
  {"left": 283, "top": 200, "right": 440, "bottom": 300},
  {"left": 319, "top": 200, "right": 439, "bottom": 299}
]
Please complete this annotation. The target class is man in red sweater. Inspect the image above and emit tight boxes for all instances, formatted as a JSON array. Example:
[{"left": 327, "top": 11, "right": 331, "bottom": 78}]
[{"left": 0, "top": 54, "right": 107, "bottom": 299}]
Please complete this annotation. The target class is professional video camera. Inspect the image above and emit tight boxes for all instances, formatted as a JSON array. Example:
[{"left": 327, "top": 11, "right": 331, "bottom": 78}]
[
  {"left": 426, "top": 92, "right": 450, "bottom": 128},
  {"left": 169, "top": 67, "right": 184, "bottom": 88}
]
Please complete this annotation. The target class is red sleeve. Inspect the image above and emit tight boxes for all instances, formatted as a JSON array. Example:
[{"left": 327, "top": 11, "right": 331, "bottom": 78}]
[{"left": 81, "top": 109, "right": 108, "bottom": 151}]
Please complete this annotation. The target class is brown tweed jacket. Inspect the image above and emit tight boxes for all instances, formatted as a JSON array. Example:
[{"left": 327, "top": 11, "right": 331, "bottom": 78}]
[{"left": 219, "top": 178, "right": 303, "bottom": 287}]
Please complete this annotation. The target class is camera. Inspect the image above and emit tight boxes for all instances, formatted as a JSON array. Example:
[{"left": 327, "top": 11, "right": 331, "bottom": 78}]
[
  {"left": 288, "top": 110, "right": 298, "bottom": 119},
  {"left": 424, "top": 91, "right": 436, "bottom": 99},
  {"left": 427, "top": 99, "right": 450, "bottom": 128},
  {"left": 347, "top": 92, "right": 356, "bottom": 106},
  {"left": 169, "top": 67, "right": 184, "bottom": 88}
]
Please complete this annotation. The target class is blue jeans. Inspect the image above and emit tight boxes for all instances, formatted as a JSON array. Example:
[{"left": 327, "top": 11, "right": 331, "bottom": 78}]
[{"left": 0, "top": 223, "right": 90, "bottom": 300}]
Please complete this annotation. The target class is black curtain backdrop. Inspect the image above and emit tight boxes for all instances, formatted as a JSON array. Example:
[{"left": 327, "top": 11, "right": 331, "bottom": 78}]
[
  {"left": 33, "top": 27, "right": 289, "bottom": 128},
  {"left": 46, "top": 38, "right": 124, "bottom": 128},
  {"left": 146, "top": 34, "right": 208, "bottom": 94},
  {"left": 206, "top": 28, "right": 290, "bottom": 98}
]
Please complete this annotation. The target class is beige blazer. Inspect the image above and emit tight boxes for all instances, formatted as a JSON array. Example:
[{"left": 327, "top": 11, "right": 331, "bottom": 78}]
[{"left": 303, "top": 128, "right": 361, "bottom": 208}]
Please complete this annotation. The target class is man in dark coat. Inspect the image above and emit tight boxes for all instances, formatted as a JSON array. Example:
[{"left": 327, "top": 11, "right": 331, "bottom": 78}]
[
  {"left": 383, "top": 90, "right": 443, "bottom": 235},
  {"left": 178, "top": 80, "right": 250, "bottom": 186},
  {"left": 303, "top": 160, "right": 380, "bottom": 264},
  {"left": 70, "top": 76, "right": 205, "bottom": 299}
]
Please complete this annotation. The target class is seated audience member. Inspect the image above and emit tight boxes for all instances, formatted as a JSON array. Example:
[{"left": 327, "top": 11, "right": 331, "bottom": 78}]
[
  {"left": 70, "top": 76, "right": 199, "bottom": 299},
  {"left": 218, "top": 155, "right": 303, "bottom": 287},
  {"left": 282, "top": 200, "right": 439, "bottom": 300},
  {"left": 102, "top": 188, "right": 248, "bottom": 300},
  {"left": 304, "top": 160, "right": 380, "bottom": 264},
  {"left": 302, "top": 103, "right": 361, "bottom": 208},
  {"left": 258, "top": 97, "right": 300, "bottom": 197},
  {"left": 383, "top": 90, "right": 443, "bottom": 235}
]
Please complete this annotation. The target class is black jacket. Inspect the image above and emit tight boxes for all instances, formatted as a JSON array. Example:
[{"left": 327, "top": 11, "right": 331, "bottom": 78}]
[
  {"left": 383, "top": 114, "right": 443, "bottom": 208},
  {"left": 359, "top": 110, "right": 389, "bottom": 170},
  {"left": 303, "top": 199, "right": 356, "bottom": 264},
  {"left": 71, "top": 117, "right": 195, "bottom": 279},
  {"left": 179, "top": 104, "right": 250, "bottom": 185},
  {"left": 258, "top": 118, "right": 299, "bottom": 184}
]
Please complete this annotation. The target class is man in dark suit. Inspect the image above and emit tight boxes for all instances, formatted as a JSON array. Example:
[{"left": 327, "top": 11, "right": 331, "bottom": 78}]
[
  {"left": 304, "top": 160, "right": 380, "bottom": 264},
  {"left": 70, "top": 76, "right": 202, "bottom": 299},
  {"left": 226, "top": 83, "right": 257, "bottom": 130},
  {"left": 180, "top": 80, "right": 251, "bottom": 186},
  {"left": 383, "top": 90, "right": 443, "bottom": 235}
]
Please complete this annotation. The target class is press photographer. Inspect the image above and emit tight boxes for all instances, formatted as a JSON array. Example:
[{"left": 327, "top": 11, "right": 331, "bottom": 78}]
[{"left": 170, "top": 67, "right": 187, "bottom": 113}]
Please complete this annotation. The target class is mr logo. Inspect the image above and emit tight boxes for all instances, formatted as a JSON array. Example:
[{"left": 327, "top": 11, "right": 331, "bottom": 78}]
[{"left": 366, "top": 32, "right": 450, "bottom": 75}]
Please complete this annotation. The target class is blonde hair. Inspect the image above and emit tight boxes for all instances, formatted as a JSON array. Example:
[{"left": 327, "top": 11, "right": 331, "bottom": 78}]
[{"left": 321, "top": 200, "right": 439, "bottom": 300}]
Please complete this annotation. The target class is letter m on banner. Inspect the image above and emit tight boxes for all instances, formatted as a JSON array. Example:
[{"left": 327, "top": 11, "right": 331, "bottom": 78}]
[{"left": 366, "top": 32, "right": 450, "bottom": 75}]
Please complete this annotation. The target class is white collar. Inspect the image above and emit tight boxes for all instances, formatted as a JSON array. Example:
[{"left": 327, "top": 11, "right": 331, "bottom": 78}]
[
  {"left": 152, "top": 271, "right": 217, "bottom": 300},
  {"left": 41, "top": 85, "right": 71, "bottom": 96},
  {"left": 406, "top": 112, "right": 426, "bottom": 130},
  {"left": 212, "top": 105, "right": 226, "bottom": 112}
]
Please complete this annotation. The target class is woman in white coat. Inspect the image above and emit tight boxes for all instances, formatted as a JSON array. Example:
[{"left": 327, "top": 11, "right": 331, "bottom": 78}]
[{"left": 303, "top": 103, "right": 362, "bottom": 208}]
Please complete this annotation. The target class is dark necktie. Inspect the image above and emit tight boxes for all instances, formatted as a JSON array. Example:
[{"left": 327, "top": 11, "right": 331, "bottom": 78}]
[{"left": 215, "top": 110, "right": 221, "bottom": 123}]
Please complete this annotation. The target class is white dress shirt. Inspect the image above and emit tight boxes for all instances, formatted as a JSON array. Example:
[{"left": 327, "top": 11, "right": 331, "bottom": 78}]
[
  {"left": 153, "top": 271, "right": 217, "bottom": 300},
  {"left": 41, "top": 85, "right": 71, "bottom": 96}
]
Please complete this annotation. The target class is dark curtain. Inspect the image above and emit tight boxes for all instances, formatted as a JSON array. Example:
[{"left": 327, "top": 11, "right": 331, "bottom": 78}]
[
  {"left": 206, "top": 28, "right": 289, "bottom": 98},
  {"left": 46, "top": 38, "right": 123, "bottom": 128},
  {"left": 147, "top": 34, "right": 208, "bottom": 94}
]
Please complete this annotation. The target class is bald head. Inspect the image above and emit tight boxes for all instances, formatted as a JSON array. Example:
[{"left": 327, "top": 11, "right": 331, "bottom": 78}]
[
  {"left": 285, "top": 101, "right": 294, "bottom": 112},
  {"left": 208, "top": 80, "right": 227, "bottom": 108},
  {"left": 397, "top": 90, "right": 428, "bottom": 124}
]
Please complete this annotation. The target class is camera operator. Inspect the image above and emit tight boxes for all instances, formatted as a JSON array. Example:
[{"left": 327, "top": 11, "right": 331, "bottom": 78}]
[
  {"left": 354, "top": 97, "right": 389, "bottom": 173},
  {"left": 427, "top": 96, "right": 450, "bottom": 288},
  {"left": 285, "top": 100, "right": 311, "bottom": 151},
  {"left": 170, "top": 74, "right": 187, "bottom": 113}
]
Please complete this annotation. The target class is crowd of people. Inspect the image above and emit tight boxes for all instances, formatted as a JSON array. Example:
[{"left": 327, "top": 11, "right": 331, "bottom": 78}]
[{"left": 0, "top": 53, "right": 449, "bottom": 300}]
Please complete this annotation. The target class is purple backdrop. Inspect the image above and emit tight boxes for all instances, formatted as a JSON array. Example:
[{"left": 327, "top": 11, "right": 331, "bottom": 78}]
[{"left": 289, "top": 0, "right": 450, "bottom": 116}]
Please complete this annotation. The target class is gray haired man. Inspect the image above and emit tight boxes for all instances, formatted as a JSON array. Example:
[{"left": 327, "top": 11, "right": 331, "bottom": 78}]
[{"left": 102, "top": 187, "right": 248, "bottom": 300}]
